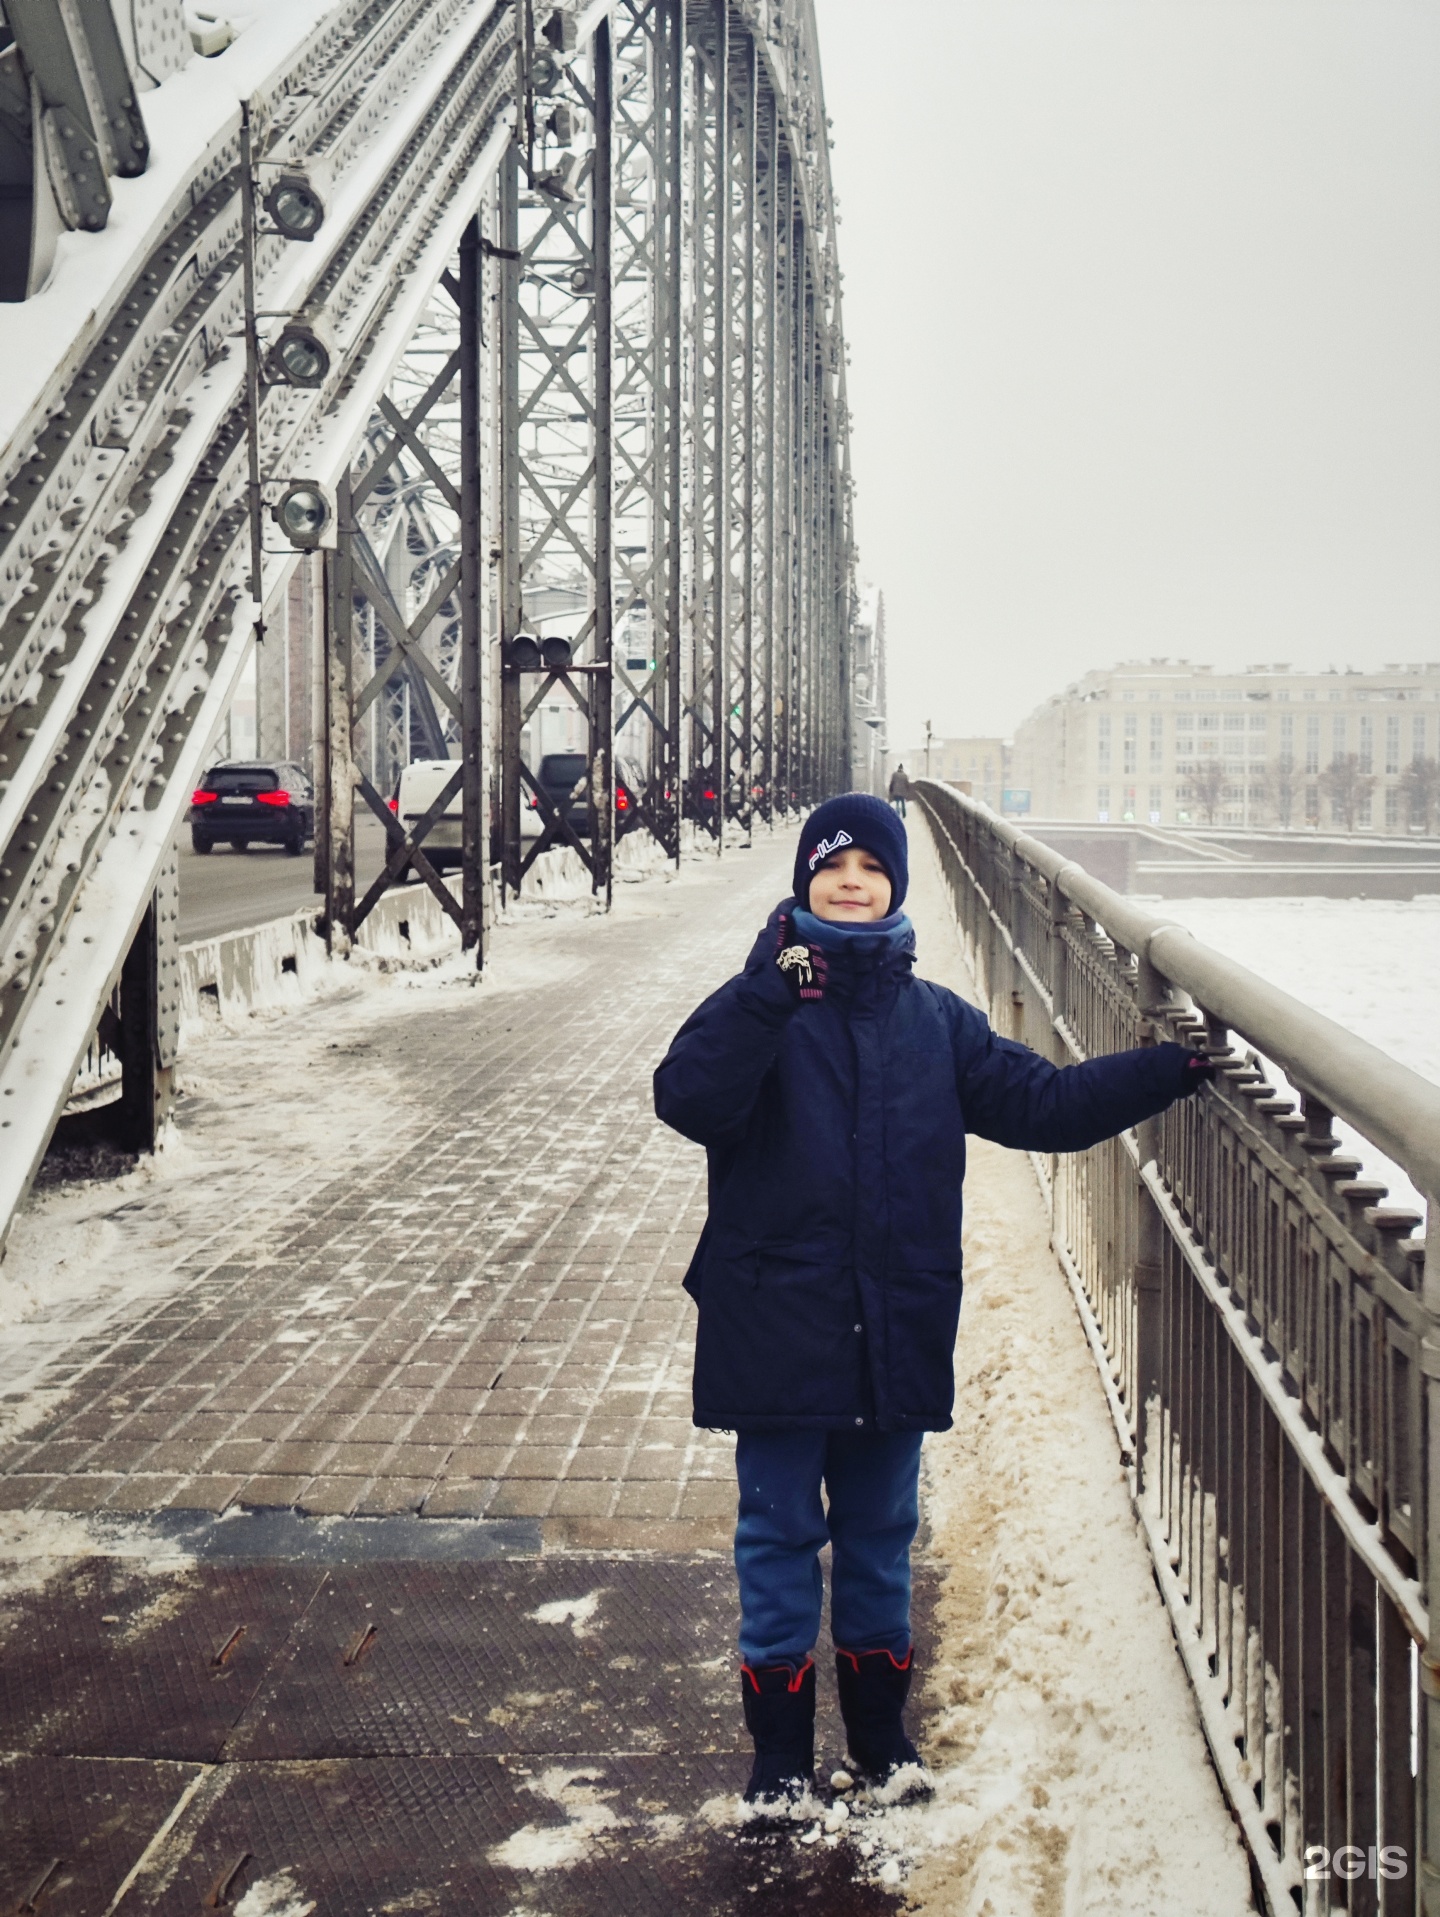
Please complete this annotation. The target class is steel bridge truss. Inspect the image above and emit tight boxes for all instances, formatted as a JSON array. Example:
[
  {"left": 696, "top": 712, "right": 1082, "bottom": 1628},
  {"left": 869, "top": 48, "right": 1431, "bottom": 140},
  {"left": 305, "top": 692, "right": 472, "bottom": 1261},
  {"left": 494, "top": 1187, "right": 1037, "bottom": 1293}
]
[{"left": 0, "top": 0, "right": 855, "bottom": 1234}]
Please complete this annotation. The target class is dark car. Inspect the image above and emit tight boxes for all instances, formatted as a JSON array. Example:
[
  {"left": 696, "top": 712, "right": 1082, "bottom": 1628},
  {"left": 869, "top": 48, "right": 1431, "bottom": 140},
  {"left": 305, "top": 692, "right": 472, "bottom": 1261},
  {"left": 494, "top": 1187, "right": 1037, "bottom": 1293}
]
[
  {"left": 536, "top": 751, "right": 590, "bottom": 834},
  {"left": 190, "top": 761, "right": 314, "bottom": 855},
  {"left": 534, "top": 752, "right": 644, "bottom": 838}
]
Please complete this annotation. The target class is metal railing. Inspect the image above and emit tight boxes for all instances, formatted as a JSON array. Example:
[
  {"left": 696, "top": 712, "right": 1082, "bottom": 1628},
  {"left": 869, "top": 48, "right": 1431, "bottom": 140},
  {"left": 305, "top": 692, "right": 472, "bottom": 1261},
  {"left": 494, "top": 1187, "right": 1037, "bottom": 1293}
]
[{"left": 915, "top": 778, "right": 1439, "bottom": 1917}]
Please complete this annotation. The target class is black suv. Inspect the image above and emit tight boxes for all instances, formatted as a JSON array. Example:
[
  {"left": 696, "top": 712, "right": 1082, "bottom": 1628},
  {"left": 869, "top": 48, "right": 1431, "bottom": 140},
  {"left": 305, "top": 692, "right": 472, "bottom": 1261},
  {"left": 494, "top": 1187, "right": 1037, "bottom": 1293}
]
[
  {"left": 534, "top": 752, "right": 643, "bottom": 838},
  {"left": 190, "top": 761, "right": 315, "bottom": 855}
]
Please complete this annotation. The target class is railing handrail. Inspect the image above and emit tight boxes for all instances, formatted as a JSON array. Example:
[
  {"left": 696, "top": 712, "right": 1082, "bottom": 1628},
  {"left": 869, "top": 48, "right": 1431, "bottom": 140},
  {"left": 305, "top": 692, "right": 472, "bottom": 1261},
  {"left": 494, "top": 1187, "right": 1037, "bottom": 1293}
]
[{"left": 915, "top": 780, "right": 1440, "bottom": 1206}]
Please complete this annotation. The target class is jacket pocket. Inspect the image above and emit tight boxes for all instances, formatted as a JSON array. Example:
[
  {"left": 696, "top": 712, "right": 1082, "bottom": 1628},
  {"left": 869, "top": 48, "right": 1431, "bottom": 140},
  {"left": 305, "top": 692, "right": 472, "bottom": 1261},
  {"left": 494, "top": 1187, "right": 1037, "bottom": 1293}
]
[
  {"left": 694, "top": 1249, "right": 867, "bottom": 1420},
  {"left": 881, "top": 1268, "right": 964, "bottom": 1421}
]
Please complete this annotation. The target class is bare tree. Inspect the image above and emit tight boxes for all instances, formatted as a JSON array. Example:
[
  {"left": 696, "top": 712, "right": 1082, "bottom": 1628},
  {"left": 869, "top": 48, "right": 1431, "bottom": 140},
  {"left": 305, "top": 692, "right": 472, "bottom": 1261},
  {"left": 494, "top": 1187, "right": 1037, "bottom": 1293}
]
[
  {"left": 1317, "top": 753, "right": 1376, "bottom": 832},
  {"left": 1400, "top": 754, "right": 1440, "bottom": 835},
  {"left": 1266, "top": 753, "right": 1301, "bottom": 829},
  {"left": 1187, "top": 758, "right": 1226, "bottom": 825}
]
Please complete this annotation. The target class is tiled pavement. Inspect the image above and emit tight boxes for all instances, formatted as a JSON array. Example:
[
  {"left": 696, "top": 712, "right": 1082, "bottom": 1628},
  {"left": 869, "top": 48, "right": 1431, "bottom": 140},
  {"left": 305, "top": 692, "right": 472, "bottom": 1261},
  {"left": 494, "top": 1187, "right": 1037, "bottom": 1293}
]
[{"left": 0, "top": 842, "right": 804, "bottom": 1546}]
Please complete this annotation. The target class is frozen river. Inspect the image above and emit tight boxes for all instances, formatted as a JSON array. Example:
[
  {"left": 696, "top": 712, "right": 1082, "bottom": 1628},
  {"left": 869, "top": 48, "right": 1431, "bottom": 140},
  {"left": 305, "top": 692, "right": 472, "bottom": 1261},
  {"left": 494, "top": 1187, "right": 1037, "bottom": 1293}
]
[{"left": 1152, "top": 893, "right": 1440, "bottom": 1216}]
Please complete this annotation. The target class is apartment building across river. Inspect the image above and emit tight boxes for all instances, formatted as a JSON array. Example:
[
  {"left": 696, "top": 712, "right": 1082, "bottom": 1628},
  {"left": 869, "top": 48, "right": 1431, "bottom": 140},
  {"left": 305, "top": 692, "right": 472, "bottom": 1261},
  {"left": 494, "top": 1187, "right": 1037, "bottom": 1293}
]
[{"left": 1010, "top": 661, "right": 1440, "bottom": 831}]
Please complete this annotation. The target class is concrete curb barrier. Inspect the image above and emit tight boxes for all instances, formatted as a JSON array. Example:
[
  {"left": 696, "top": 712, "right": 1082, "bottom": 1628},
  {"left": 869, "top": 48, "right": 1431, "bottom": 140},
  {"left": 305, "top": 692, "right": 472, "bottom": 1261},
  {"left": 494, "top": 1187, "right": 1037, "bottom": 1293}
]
[{"left": 179, "top": 882, "right": 461, "bottom": 1036}]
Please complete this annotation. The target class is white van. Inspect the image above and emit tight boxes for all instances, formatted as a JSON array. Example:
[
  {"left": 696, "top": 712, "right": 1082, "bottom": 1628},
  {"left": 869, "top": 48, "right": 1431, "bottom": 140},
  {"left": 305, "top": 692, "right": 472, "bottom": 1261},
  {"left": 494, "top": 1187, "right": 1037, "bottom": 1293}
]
[{"left": 390, "top": 760, "right": 538, "bottom": 872}]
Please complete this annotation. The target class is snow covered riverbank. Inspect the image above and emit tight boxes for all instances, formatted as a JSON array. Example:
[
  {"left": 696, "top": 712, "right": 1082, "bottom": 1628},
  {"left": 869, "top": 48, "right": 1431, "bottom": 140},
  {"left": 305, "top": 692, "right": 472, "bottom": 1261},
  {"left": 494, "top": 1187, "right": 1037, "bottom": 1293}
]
[{"left": 1156, "top": 894, "right": 1440, "bottom": 1216}]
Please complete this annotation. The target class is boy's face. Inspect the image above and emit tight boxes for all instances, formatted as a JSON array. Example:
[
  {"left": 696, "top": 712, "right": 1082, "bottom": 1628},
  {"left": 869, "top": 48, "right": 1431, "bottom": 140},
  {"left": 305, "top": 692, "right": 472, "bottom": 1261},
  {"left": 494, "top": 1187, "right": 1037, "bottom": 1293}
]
[{"left": 807, "top": 846, "right": 893, "bottom": 922}]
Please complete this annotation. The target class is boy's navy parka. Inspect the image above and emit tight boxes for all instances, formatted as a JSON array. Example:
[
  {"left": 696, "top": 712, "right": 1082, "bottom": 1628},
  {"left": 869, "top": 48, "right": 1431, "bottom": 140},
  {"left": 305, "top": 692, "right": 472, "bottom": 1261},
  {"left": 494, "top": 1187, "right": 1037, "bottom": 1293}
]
[{"left": 653, "top": 902, "right": 1196, "bottom": 1435}]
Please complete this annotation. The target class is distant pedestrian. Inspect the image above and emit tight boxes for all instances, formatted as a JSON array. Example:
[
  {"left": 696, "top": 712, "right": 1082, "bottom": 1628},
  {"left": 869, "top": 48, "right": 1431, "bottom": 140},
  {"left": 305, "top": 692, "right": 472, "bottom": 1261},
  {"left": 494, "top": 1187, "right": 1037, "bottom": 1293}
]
[
  {"left": 653, "top": 792, "right": 1214, "bottom": 1822},
  {"left": 887, "top": 764, "right": 909, "bottom": 816}
]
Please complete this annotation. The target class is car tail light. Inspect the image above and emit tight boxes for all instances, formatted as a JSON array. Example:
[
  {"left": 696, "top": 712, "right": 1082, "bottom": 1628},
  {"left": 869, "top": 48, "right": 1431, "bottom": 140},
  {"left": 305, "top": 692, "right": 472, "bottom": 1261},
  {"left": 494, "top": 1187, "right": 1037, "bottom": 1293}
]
[
  {"left": 616, "top": 787, "right": 630, "bottom": 812},
  {"left": 192, "top": 790, "right": 217, "bottom": 805},
  {"left": 387, "top": 796, "right": 399, "bottom": 813},
  {"left": 255, "top": 790, "right": 290, "bottom": 807},
  {"left": 703, "top": 788, "right": 715, "bottom": 801}
]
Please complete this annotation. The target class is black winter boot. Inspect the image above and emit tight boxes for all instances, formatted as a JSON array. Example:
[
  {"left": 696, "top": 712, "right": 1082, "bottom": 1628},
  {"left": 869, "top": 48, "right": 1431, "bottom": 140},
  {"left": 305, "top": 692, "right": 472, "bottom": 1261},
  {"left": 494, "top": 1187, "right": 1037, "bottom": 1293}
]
[
  {"left": 740, "top": 1659, "right": 817, "bottom": 1821},
  {"left": 835, "top": 1647, "right": 933, "bottom": 1802}
]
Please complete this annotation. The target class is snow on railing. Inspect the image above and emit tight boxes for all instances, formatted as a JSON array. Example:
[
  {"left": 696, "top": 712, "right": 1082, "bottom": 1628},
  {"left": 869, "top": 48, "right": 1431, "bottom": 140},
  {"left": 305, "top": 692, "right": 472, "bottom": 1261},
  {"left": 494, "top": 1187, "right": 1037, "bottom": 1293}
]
[{"left": 915, "top": 777, "right": 1434, "bottom": 1917}]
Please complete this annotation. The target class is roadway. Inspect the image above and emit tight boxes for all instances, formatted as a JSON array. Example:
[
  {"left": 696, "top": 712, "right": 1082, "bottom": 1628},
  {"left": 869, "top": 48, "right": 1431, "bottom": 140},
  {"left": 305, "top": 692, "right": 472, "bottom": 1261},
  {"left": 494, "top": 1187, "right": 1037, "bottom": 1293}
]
[{"left": 176, "top": 817, "right": 395, "bottom": 942}]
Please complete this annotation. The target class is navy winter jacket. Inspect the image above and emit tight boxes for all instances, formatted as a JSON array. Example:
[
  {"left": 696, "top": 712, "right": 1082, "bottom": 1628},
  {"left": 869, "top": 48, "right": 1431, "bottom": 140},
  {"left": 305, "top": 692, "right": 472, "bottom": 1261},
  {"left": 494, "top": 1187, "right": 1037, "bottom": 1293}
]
[{"left": 653, "top": 902, "right": 1194, "bottom": 1434}]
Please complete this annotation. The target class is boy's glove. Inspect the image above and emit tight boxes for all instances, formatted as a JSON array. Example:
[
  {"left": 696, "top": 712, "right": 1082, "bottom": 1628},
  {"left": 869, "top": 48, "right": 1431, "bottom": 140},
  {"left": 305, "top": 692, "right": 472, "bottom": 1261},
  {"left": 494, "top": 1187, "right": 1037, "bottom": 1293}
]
[
  {"left": 1177, "top": 1048, "right": 1218, "bottom": 1095},
  {"left": 774, "top": 914, "right": 827, "bottom": 1004}
]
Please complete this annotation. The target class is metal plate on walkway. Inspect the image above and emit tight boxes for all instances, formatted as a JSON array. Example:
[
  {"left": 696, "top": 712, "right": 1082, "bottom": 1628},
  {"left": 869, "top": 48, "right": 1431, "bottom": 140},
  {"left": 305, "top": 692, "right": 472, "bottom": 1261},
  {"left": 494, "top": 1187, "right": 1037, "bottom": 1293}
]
[
  {"left": 0, "top": 1753, "right": 201, "bottom": 1914},
  {"left": 117, "top": 1755, "right": 904, "bottom": 1916},
  {"left": 0, "top": 1554, "right": 933, "bottom": 1910},
  {"left": 0, "top": 1559, "right": 326, "bottom": 1760},
  {"left": 226, "top": 1557, "right": 748, "bottom": 1760}
]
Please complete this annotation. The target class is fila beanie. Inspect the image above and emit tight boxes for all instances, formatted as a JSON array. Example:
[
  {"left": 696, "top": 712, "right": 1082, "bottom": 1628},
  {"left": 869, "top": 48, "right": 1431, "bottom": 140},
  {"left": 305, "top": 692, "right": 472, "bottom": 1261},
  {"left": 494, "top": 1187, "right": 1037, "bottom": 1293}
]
[{"left": 793, "top": 792, "right": 909, "bottom": 912}]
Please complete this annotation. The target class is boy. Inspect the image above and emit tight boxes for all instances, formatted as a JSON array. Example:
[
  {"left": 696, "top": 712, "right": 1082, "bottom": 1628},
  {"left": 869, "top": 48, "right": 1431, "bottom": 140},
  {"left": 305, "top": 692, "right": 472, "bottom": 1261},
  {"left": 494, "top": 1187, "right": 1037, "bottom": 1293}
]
[{"left": 653, "top": 793, "right": 1210, "bottom": 1818}]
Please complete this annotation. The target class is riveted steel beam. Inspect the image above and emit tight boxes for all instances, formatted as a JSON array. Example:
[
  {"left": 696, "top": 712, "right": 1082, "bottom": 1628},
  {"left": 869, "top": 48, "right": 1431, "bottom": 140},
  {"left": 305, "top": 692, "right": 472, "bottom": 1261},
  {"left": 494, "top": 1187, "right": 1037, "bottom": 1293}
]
[{"left": 0, "top": 0, "right": 859, "bottom": 1241}]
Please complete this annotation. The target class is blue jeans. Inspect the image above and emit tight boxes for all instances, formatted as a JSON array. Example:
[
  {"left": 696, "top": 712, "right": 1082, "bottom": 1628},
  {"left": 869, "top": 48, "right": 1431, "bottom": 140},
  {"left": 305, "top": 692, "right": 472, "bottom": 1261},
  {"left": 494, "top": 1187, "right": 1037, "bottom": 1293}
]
[{"left": 734, "top": 1428, "right": 923, "bottom": 1667}]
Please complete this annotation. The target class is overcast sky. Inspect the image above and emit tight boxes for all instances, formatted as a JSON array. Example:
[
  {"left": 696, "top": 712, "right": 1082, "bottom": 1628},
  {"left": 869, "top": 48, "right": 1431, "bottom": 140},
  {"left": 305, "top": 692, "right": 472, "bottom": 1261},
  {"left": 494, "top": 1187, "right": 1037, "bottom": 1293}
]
[{"left": 815, "top": 0, "right": 1440, "bottom": 749}]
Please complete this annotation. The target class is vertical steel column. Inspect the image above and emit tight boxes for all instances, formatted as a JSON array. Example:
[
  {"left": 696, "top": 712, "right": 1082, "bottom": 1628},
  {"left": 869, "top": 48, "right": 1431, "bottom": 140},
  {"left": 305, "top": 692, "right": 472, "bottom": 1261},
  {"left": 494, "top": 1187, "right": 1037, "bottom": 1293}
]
[
  {"left": 776, "top": 165, "right": 797, "bottom": 812},
  {"left": 592, "top": 17, "right": 615, "bottom": 904},
  {"left": 459, "top": 215, "right": 486, "bottom": 962},
  {"left": 497, "top": 146, "right": 523, "bottom": 901},
  {"left": 610, "top": 0, "right": 681, "bottom": 861},
  {"left": 686, "top": 2, "right": 727, "bottom": 841},
  {"left": 115, "top": 857, "right": 178, "bottom": 1154},
  {"left": 311, "top": 552, "right": 329, "bottom": 893},
  {"left": 726, "top": 31, "right": 756, "bottom": 834},
  {"left": 709, "top": 0, "right": 727, "bottom": 842},
  {"left": 662, "top": 0, "right": 685, "bottom": 854},
  {"left": 324, "top": 488, "right": 356, "bottom": 957},
  {"left": 754, "top": 84, "right": 777, "bottom": 823}
]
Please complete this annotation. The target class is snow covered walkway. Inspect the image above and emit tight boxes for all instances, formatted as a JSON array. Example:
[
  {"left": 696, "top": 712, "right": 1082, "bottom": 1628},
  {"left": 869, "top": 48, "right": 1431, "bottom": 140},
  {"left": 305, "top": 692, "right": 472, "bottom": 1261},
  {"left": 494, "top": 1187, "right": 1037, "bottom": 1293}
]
[{"left": 0, "top": 813, "right": 1255, "bottom": 1913}]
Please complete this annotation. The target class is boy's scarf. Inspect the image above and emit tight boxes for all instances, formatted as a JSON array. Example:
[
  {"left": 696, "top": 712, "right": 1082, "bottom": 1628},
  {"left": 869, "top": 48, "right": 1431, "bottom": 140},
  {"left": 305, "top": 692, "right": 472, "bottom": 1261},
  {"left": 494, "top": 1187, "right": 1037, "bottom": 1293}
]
[{"left": 791, "top": 906, "right": 914, "bottom": 963}]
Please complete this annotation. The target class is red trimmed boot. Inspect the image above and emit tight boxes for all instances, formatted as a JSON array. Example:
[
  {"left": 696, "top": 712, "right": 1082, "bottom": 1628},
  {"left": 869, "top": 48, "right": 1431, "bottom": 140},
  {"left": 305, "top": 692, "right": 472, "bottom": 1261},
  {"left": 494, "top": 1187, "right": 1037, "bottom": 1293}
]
[
  {"left": 740, "top": 1659, "right": 817, "bottom": 1822},
  {"left": 835, "top": 1646, "right": 933, "bottom": 1802}
]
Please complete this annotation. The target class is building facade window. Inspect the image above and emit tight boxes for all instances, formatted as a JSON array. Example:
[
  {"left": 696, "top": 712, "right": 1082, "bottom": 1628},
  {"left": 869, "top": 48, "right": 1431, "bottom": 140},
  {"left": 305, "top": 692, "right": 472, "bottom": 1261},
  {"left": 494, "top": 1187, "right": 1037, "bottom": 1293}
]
[
  {"left": 1148, "top": 785, "right": 1161, "bottom": 822},
  {"left": 1386, "top": 786, "right": 1400, "bottom": 828},
  {"left": 1416, "top": 716, "right": 1429, "bottom": 761},
  {"left": 1149, "top": 714, "right": 1163, "bottom": 770},
  {"left": 1123, "top": 715, "right": 1137, "bottom": 773},
  {"left": 1097, "top": 715, "right": 1111, "bottom": 773},
  {"left": 1305, "top": 716, "right": 1320, "bottom": 772},
  {"left": 1333, "top": 716, "right": 1346, "bottom": 754},
  {"left": 1357, "top": 792, "right": 1372, "bottom": 828},
  {"left": 1097, "top": 786, "right": 1110, "bottom": 821},
  {"left": 1386, "top": 715, "right": 1401, "bottom": 774},
  {"left": 1359, "top": 717, "right": 1373, "bottom": 773}
]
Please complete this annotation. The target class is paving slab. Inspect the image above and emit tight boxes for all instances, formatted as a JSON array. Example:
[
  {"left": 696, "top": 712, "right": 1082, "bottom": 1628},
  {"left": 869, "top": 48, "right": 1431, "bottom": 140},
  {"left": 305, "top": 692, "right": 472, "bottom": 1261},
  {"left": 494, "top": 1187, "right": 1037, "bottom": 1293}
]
[
  {"left": 0, "top": 838, "right": 938, "bottom": 1909},
  {"left": 1, "top": 842, "right": 804, "bottom": 1535}
]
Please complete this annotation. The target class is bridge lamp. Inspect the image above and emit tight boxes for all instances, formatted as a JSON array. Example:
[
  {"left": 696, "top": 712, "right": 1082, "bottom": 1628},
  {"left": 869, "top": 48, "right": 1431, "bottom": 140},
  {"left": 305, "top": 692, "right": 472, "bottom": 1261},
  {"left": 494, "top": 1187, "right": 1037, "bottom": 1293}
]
[
  {"left": 265, "top": 322, "right": 332, "bottom": 388},
  {"left": 273, "top": 481, "right": 332, "bottom": 549},
  {"left": 507, "top": 633, "right": 543, "bottom": 671},
  {"left": 540, "top": 635, "right": 573, "bottom": 670},
  {"left": 264, "top": 173, "right": 326, "bottom": 242},
  {"left": 530, "top": 49, "right": 563, "bottom": 94}
]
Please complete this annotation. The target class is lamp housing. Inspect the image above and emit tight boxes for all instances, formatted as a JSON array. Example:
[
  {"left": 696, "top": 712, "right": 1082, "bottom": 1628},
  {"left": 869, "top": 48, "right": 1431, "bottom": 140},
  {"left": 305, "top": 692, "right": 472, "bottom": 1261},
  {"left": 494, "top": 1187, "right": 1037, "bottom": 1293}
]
[
  {"left": 265, "top": 320, "right": 333, "bottom": 388},
  {"left": 273, "top": 481, "right": 334, "bottom": 550},
  {"left": 264, "top": 173, "right": 325, "bottom": 242}
]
